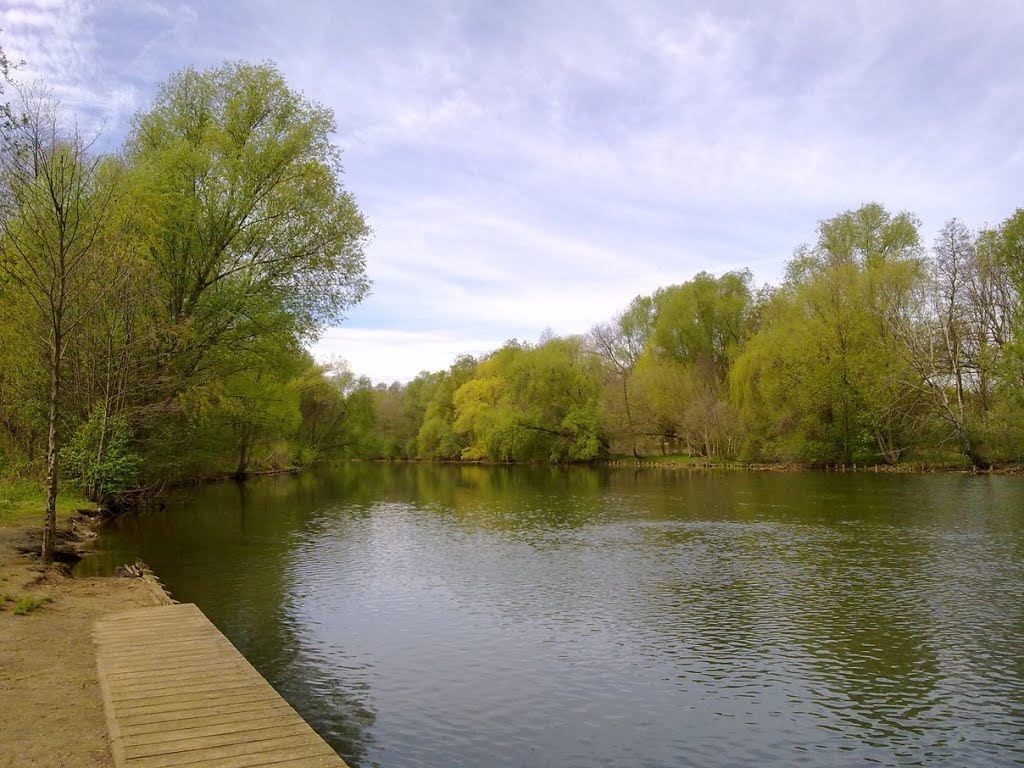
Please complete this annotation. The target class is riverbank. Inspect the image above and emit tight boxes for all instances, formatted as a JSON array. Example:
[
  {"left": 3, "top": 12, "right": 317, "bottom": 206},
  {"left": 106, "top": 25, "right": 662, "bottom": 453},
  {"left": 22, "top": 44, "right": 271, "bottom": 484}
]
[
  {"left": 361, "top": 455, "right": 1022, "bottom": 474},
  {"left": 603, "top": 458, "right": 1023, "bottom": 473},
  {"left": 0, "top": 509, "right": 167, "bottom": 767}
]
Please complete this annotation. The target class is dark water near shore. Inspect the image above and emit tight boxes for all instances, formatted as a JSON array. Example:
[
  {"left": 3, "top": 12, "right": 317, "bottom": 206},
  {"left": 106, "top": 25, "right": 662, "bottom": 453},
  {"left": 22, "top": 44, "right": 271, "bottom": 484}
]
[{"left": 86, "top": 464, "right": 1024, "bottom": 767}]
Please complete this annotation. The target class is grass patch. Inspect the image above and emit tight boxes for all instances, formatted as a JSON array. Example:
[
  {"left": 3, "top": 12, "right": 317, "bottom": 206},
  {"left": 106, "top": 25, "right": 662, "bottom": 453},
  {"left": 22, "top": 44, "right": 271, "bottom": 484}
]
[
  {"left": 0, "top": 478, "right": 92, "bottom": 529},
  {"left": 11, "top": 595, "right": 53, "bottom": 616}
]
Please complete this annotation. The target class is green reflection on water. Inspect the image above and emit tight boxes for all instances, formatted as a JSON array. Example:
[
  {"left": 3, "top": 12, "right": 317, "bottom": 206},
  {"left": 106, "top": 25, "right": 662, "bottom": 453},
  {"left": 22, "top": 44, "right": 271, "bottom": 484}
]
[{"left": 84, "top": 465, "right": 1024, "bottom": 767}]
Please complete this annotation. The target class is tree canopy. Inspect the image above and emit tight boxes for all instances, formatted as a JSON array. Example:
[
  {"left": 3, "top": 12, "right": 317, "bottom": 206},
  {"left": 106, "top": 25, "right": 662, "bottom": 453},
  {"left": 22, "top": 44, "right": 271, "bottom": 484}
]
[{"left": 0, "top": 61, "right": 371, "bottom": 554}]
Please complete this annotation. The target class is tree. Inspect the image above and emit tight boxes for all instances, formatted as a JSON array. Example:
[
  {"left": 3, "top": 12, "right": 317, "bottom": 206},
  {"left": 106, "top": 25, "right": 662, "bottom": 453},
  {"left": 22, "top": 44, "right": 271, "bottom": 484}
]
[
  {"left": 636, "top": 271, "right": 752, "bottom": 458},
  {"left": 589, "top": 294, "right": 653, "bottom": 456},
  {"left": 124, "top": 60, "right": 370, "bottom": 405},
  {"left": 650, "top": 271, "right": 753, "bottom": 374},
  {"left": 0, "top": 32, "right": 20, "bottom": 131},
  {"left": 453, "top": 337, "right": 606, "bottom": 462},
  {"left": 889, "top": 220, "right": 992, "bottom": 467},
  {"left": 0, "top": 88, "right": 124, "bottom": 560},
  {"left": 416, "top": 356, "right": 477, "bottom": 459},
  {"left": 732, "top": 204, "right": 925, "bottom": 464}
]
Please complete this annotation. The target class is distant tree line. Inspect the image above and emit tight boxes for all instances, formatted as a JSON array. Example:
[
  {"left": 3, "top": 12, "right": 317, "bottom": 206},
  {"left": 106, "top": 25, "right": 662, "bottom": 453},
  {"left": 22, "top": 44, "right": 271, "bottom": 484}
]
[{"left": 332, "top": 204, "right": 1024, "bottom": 469}]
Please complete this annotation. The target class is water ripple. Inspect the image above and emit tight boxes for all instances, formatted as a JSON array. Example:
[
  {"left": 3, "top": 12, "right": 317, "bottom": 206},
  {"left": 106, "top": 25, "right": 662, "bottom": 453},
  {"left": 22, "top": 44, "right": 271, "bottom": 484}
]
[{"left": 94, "top": 466, "right": 1024, "bottom": 767}]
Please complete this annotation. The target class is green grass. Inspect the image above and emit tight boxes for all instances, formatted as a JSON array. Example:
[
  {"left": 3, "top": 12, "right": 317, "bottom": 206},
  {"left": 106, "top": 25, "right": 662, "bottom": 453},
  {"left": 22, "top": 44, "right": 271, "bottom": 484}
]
[
  {"left": 11, "top": 595, "right": 53, "bottom": 615},
  {"left": 0, "top": 479, "right": 92, "bottom": 528}
]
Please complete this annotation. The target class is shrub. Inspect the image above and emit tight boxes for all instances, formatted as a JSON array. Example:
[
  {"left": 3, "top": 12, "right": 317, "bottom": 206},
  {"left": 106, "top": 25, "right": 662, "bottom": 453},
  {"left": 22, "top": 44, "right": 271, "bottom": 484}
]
[{"left": 60, "top": 408, "right": 142, "bottom": 501}]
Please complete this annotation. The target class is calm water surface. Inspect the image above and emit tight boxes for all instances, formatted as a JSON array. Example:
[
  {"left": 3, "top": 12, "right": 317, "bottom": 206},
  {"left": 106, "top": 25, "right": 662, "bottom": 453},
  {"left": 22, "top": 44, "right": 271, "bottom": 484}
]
[{"left": 86, "top": 465, "right": 1024, "bottom": 767}]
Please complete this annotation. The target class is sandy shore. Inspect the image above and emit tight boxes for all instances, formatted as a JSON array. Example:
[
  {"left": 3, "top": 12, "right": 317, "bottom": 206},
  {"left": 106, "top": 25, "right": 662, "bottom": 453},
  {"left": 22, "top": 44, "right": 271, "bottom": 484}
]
[{"left": 0, "top": 520, "right": 166, "bottom": 767}]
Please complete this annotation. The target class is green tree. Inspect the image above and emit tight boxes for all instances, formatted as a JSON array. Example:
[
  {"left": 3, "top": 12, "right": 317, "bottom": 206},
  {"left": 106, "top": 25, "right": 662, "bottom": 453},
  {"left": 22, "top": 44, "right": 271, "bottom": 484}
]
[
  {"left": 125, "top": 60, "right": 370, "bottom": 403},
  {"left": 590, "top": 295, "right": 654, "bottom": 456},
  {"left": 629, "top": 271, "right": 753, "bottom": 458},
  {"left": 60, "top": 406, "right": 141, "bottom": 500},
  {"left": 650, "top": 270, "right": 753, "bottom": 376},
  {"left": 0, "top": 88, "right": 125, "bottom": 560},
  {"left": 416, "top": 356, "right": 477, "bottom": 459},
  {"left": 732, "top": 204, "right": 925, "bottom": 464},
  {"left": 453, "top": 337, "right": 605, "bottom": 462}
]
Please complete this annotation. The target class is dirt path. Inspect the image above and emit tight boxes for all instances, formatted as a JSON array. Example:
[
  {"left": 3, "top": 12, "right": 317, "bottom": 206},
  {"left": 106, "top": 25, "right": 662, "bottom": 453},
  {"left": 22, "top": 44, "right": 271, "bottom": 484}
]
[{"left": 0, "top": 523, "right": 165, "bottom": 767}]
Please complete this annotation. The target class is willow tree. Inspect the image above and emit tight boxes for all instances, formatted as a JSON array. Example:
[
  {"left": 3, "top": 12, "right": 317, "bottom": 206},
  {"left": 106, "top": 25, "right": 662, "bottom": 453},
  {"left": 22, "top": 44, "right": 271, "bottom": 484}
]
[
  {"left": 731, "top": 204, "right": 924, "bottom": 464},
  {"left": 124, "top": 61, "right": 370, "bottom": 428},
  {"left": 0, "top": 89, "right": 123, "bottom": 561}
]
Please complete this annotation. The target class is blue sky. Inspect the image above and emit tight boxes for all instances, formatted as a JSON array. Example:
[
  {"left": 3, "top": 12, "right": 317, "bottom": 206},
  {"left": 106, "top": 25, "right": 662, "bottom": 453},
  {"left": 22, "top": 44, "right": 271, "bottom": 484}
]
[{"left": 3, "top": 0, "right": 1022, "bottom": 381}]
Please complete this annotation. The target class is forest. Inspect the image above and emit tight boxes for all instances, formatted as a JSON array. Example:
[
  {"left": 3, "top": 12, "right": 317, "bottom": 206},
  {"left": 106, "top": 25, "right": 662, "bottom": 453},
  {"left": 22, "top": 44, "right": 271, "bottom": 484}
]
[
  {"left": 0, "top": 57, "right": 370, "bottom": 557},
  {"left": 339, "top": 204, "right": 1024, "bottom": 470},
  {"left": 2, "top": 51, "right": 1023, "bottom": 561}
]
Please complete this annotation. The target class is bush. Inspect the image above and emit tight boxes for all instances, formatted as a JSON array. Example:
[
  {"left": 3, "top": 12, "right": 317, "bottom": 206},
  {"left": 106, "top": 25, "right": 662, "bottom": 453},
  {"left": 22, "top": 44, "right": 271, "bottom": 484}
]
[
  {"left": 60, "top": 408, "right": 141, "bottom": 501},
  {"left": 12, "top": 595, "right": 52, "bottom": 615}
]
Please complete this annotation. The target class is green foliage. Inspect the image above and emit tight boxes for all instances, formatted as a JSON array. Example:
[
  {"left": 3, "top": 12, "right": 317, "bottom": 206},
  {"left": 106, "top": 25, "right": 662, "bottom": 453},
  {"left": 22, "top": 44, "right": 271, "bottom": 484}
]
[
  {"left": 60, "top": 408, "right": 141, "bottom": 499},
  {"left": 449, "top": 337, "right": 606, "bottom": 462},
  {"left": 0, "top": 56, "right": 1022, "bottom": 485},
  {"left": 316, "top": 203, "right": 1023, "bottom": 470},
  {"left": 126, "top": 61, "right": 369, "bottom": 340},
  {"left": 731, "top": 204, "right": 928, "bottom": 464},
  {"left": 651, "top": 270, "right": 753, "bottom": 375},
  {"left": 414, "top": 356, "right": 477, "bottom": 460},
  {"left": 0, "top": 60, "right": 372, "bottom": 498},
  {"left": 12, "top": 595, "right": 52, "bottom": 616}
]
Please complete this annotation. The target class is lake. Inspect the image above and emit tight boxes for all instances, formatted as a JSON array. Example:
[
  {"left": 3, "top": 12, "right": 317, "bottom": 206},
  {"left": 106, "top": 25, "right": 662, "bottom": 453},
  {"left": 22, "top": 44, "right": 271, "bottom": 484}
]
[{"left": 84, "top": 464, "right": 1024, "bottom": 767}]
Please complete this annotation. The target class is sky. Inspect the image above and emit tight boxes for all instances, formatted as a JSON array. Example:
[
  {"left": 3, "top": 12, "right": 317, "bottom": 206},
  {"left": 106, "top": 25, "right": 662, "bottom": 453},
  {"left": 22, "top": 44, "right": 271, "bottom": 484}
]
[{"left": 2, "top": 0, "right": 1022, "bottom": 382}]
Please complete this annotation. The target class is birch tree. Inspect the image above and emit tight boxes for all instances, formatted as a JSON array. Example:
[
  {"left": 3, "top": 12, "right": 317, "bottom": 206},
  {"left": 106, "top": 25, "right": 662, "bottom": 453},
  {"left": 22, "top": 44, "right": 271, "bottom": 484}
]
[{"left": 0, "top": 88, "right": 123, "bottom": 561}]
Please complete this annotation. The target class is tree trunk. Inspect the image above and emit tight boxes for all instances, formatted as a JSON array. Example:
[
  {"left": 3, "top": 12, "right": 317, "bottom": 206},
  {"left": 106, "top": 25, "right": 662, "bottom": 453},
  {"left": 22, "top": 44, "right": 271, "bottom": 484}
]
[
  {"left": 235, "top": 431, "right": 252, "bottom": 480},
  {"left": 41, "top": 339, "right": 60, "bottom": 563},
  {"left": 959, "top": 430, "right": 990, "bottom": 471},
  {"left": 622, "top": 378, "right": 639, "bottom": 459}
]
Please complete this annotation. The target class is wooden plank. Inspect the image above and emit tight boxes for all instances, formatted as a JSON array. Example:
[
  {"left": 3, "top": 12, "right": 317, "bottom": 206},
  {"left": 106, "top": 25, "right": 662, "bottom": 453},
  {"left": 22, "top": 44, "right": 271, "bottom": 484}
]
[
  {"left": 116, "top": 693, "right": 287, "bottom": 724},
  {"left": 122, "top": 704, "right": 296, "bottom": 733},
  {"left": 111, "top": 684, "right": 261, "bottom": 708},
  {"left": 157, "top": 743, "right": 341, "bottom": 768},
  {"left": 121, "top": 713, "right": 300, "bottom": 746},
  {"left": 128, "top": 734, "right": 335, "bottom": 768},
  {"left": 110, "top": 689, "right": 284, "bottom": 719},
  {"left": 106, "top": 663, "right": 254, "bottom": 684},
  {"left": 122, "top": 723, "right": 314, "bottom": 759},
  {"left": 99, "top": 651, "right": 247, "bottom": 674},
  {"left": 94, "top": 603, "right": 349, "bottom": 767}
]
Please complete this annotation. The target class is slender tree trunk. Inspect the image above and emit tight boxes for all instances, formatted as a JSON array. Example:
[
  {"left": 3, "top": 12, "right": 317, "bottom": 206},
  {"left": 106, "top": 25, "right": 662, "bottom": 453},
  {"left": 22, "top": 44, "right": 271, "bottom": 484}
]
[
  {"left": 42, "top": 335, "right": 61, "bottom": 563},
  {"left": 621, "top": 377, "right": 639, "bottom": 458},
  {"left": 959, "top": 428, "right": 990, "bottom": 471},
  {"left": 235, "top": 430, "right": 252, "bottom": 480}
]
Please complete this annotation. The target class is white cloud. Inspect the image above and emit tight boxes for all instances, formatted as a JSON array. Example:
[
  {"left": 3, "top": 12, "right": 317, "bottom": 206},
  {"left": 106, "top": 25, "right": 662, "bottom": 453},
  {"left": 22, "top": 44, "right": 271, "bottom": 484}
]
[
  {"left": 3, "top": 0, "right": 1022, "bottom": 382},
  {"left": 310, "top": 328, "right": 503, "bottom": 384}
]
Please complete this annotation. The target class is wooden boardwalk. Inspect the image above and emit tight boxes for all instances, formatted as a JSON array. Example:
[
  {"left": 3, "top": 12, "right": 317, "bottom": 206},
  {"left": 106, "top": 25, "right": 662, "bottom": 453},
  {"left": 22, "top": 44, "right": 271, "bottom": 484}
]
[{"left": 93, "top": 603, "right": 349, "bottom": 768}]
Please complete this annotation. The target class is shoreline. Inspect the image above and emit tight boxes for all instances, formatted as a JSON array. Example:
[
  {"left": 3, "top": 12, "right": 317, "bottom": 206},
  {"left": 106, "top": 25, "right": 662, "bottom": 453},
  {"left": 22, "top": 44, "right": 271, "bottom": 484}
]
[
  {"left": 597, "top": 459, "right": 1023, "bottom": 474},
  {"left": 354, "top": 456, "right": 1023, "bottom": 475},
  {"left": 0, "top": 512, "right": 169, "bottom": 767}
]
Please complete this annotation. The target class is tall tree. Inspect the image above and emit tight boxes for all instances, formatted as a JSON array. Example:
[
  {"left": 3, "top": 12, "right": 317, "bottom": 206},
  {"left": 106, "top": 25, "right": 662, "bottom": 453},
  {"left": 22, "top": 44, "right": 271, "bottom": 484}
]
[
  {"left": 640, "top": 271, "right": 752, "bottom": 457},
  {"left": 590, "top": 294, "right": 653, "bottom": 456},
  {"left": 732, "top": 204, "right": 924, "bottom": 464},
  {"left": 0, "top": 88, "right": 124, "bottom": 560},
  {"left": 124, "top": 61, "right": 370, "bottom": 407},
  {"left": 890, "top": 220, "right": 992, "bottom": 467},
  {"left": 0, "top": 32, "right": 19, "bottom": 130}
]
